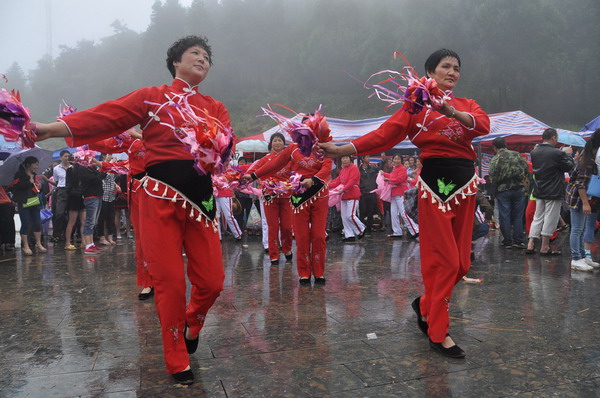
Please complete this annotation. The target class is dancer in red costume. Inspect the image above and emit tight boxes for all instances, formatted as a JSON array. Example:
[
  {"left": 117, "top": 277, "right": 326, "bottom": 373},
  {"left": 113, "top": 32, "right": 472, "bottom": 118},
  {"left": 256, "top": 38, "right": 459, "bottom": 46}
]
[
  {"left": 319, "top": 49, "right": 490, "bottom": 358},
  {"left": 384, "top": 154, "right": 419, "bottom": 238},
  {"left": 33, "top": 36, "right": 229, "bottom": 384},
  {"left": 213, "top": 176, "right": 242, "bottom": 240},
  {"left": 246, "top": 132, "right": 294, "bottom": 265},
  {"left": 243, "top": 130, "right": 332, "bottom": 285},
  {"left": 89, "top": 131, "right": 154, "bottom": 300},
  {"left": 329, "top": 155, "right": 365, "bottom": 242}
]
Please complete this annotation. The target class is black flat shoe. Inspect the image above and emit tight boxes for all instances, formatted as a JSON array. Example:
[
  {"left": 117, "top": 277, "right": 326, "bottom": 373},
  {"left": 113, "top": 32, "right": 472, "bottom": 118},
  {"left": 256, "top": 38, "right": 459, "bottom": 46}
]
[
  {"left": 314, "top": 277, "right": 326, "bottom": 285},
  {"left": 341, "top": 237, "right": 357, "bottom": 243},
  {"left": 357, "top": 230, "right": 365, "bottom": 240},
  {"left": 299, "top": 277, "right": 311, "bottom": 285},
  {"left": 138, "top": 287, "right": 154, "bottom": 301},
  {"left": 264, "top": 248, "right": 269, "bottom": 254},
  {"left": 271, "top": 259, "right": 279, "bottom": 265},
  {"left": 183, "top": 323, "right": 199, "bottom": 354},
  {"left": 429, "top": 338, "right": 466, "bottom": 359},
  {"left": 411, "top": 297, "right": 428, "bottom": 336},
  {"left": 285, "top": 252, "right": 293, "bottom": 262},
  {"left": 172, "top": 368, "right": 194, "bottom": 385}
]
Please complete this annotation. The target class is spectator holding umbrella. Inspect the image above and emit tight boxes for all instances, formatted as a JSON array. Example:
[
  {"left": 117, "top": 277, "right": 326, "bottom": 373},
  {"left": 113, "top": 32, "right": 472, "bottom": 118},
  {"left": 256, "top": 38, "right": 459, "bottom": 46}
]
[{"left": 10, "top": 156, "right": 47, "bottom": 255}]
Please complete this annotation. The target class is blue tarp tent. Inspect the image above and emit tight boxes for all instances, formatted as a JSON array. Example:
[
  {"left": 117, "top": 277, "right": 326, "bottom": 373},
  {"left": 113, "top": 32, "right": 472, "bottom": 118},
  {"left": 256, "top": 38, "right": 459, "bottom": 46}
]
[
  {"left": 581, "top": 115, "right": 600, "bottom": 132},
  {"left": 239, "top": 110, "right": 590, "bottom": 151},
  {"left": 0, "top": 136, "right": 19, "bottom": 151}
]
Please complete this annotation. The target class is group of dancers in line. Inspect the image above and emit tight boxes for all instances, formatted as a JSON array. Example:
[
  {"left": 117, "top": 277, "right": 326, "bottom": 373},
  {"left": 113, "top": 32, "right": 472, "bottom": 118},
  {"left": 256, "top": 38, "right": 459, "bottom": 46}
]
[{"left": 31, "top": 35, "right": 489, "bottom": 384}]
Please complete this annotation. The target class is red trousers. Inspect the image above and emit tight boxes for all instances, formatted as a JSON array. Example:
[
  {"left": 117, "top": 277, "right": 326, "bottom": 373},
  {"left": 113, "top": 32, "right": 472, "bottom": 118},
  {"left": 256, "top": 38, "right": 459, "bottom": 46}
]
[
  {"left": 264, "top": 197, "right": 293, "bottom": 261},
  {"left": 418, "top": 194, "right": 476, "bottom": 343},
  {"left": 292, "top": 197, "right": 328, "bottom": 278},
  {"left": 140, "top": 187, "right": 224, "bottom": 374},
  {"left": 129, "top": 185, "right": 152, "bottom": 287}
]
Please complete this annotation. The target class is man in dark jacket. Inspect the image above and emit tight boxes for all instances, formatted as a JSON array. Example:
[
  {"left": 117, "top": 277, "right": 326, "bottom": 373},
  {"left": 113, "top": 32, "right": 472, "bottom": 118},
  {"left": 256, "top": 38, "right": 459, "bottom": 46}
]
[
  {"left": 358, "top": 155, "right": 379, "bottom": 232},
  {"left": 488, "top": 137, "right": 529, "bottom": 248},
  {"left": 526, "top": 128, "right": 574, "bottom": 255}
]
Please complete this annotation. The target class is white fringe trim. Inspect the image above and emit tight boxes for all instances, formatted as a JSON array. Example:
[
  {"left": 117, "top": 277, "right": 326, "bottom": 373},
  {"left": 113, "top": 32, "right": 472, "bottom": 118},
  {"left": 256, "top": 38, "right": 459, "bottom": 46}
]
[
  {"left": 140, "top": 176, "right": 218, "bottom": 231},
  {"left": 416, "top": 174, "right": 478, "bottom": 213},
  {"left": 292, "top": 184, "right": 328, "bottom": 213}
]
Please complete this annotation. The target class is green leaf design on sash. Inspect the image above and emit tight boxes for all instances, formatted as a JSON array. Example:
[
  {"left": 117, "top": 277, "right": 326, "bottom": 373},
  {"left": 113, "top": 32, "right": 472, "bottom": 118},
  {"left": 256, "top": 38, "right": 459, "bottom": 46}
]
[
  {"left": 291, "top": 196, "right": 302, "bottom": 204},
  {"left": 437, "top": 178, "right": 456, "bottom": 196},
  {"left": 201, "top": 196, "right": 214, "bottom": 211}
]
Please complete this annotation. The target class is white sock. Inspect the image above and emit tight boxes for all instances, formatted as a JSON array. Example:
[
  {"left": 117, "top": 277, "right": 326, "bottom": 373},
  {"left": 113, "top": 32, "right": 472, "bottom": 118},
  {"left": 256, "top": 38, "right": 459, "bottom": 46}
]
[{"left": 86, "top": 243, "right": 94, "bottom": 249}]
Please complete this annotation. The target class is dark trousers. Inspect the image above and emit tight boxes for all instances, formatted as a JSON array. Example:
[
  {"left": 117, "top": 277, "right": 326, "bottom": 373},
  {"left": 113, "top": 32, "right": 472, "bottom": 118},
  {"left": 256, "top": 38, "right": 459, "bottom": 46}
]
[
  {"left": 18, "top": 204, "right": 42, "bottom": 234},
  {"left": 236, "top": 197, "right": 254, "bottom": 228},
  {"left": 52, "top": 188, "right": 69, "bottom": 239},
  {"left": 359, "top": 192, "right": 377, "bottom": 231},
  {"left": 0, "top": 203, "right": 16, "bottom": 245},
  {"left": 97, "top": 200, "right": 116, "bottom": 237},
  {"left": 495, "top": 188, "right": 526, "bottom": 245},
  {"left": 472, "top": 222, "right": 490, "bottom": 241}
]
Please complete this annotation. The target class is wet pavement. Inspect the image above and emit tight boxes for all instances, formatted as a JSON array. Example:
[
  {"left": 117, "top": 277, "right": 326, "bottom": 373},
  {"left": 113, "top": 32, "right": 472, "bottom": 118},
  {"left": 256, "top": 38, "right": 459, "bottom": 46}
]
[{"left": 1, "top": 228, "right": 600, "bottom": 397}]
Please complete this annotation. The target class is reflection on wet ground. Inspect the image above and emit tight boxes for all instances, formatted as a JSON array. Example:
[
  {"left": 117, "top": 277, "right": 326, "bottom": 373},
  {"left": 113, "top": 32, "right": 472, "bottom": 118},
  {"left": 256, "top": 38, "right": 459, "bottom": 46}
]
[{"left": 1, "top": 229, "right": 599, "bottom": 397}]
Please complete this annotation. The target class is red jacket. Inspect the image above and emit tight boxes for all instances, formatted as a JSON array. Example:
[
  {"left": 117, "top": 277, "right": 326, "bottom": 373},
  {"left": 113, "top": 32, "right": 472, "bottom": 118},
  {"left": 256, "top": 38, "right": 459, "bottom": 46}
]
[
  {"left": 214, "top": 187, "right": 233, "bottom": 197},
  {"left": 213, "top": 173, "right": 233, "bottom": 197},
  {"left": 247, "top": 150, "right": 292, "bottom": 197},
  {"left": 89, "top": 136, "right": 146, "bottom": 176},
  {"left": 330, "top": 163, "right": 361, "bottom": 200},
  {"left": 384, "top": 165, "right": 409, "bottom": 197},
  {"left": 61, "top": 78, "right": 230, "bottom": 169},
  {"left": 254, "top": 143, "right": 332, "bottom": 197},
  {"left": 408, "top": 167, "right": 422, "bottom": 188},
  {"left": 247, "top": 150, "right": 292, "bottom": 182},
  {"left": 352, "top": 95, "right": 489, "bottom": 160}
]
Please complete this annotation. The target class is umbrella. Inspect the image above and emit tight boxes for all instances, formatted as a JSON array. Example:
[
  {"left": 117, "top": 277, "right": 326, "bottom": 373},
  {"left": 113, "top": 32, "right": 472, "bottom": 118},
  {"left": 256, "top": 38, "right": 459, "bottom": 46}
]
[
  {"left": 557, "top": 130, "right": 587, "bottom": 147},
  {"left": 236, "top": 139, "right": 269, "bottom": 153},
  {"left": 0, "top": 147, "right": 54, "bottom": 185}
]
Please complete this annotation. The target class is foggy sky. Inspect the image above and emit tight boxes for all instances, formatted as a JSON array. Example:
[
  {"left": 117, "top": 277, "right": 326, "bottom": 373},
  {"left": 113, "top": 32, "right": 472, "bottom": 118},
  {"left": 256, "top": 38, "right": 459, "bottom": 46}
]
[{"left": 0, "top": 0, "right": 193, "bottom": 75}]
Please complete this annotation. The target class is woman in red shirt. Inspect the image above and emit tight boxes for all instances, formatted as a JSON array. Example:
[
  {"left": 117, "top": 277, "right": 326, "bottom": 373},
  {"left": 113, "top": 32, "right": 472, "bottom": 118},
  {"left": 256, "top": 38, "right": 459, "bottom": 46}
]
[
  {"left": 214, "top": 175, "right": 242, "bottom": 240},
  {"left": 33, "top": 36, "right": 229, "bottom": 385},
  {"left": 384, "top": 154, "right": 419, "bottom": 238},
  {"left": 319, "top": 49, "right": 490, "bottom": 359},
  {"left": 244, "top": 138, "right": 332, "bottom": 285},
  {"left": 89, "top": 133, "right": 153, "bottom": 300},
  {"left": 329, "top": 155, "right": 365, "bottom": 242},
  {"left": 247, "top": 133, "right": 294, "bottom": 264}
]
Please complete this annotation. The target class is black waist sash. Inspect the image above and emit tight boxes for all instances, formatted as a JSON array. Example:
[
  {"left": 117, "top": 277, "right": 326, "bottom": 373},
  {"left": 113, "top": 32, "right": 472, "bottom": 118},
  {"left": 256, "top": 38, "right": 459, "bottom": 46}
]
[
  {"left": 131, "top": 172, "right": 146, "bottom": 181},
  {"left": 419, "top": 158, "right": 477, "bottom": 204},
  {"left": 146, "top": 160, "right": 216, "bottom": 220},
  {"left": 290, "top": 177, "right": 325, "bottom": 210}
]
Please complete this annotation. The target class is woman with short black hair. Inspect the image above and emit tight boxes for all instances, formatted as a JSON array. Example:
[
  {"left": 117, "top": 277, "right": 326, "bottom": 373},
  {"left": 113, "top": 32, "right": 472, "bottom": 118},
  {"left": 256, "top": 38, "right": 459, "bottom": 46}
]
[
  {"left": 246, "top": 132, "right": 294, "bottom": 264},
  {"left": 33, "top": 35, "right": 229, "bottom": 385},
  {"left": 320, "top": 49, "right": 490, "bottom": 358}
]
